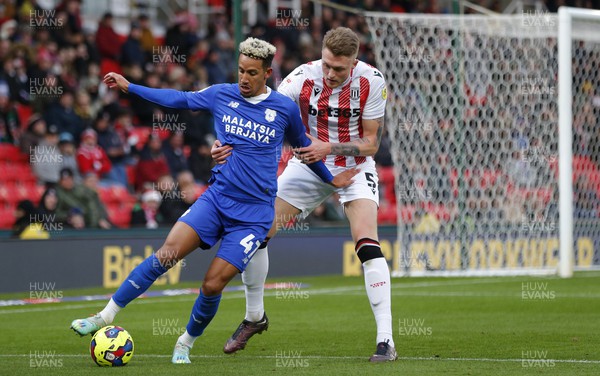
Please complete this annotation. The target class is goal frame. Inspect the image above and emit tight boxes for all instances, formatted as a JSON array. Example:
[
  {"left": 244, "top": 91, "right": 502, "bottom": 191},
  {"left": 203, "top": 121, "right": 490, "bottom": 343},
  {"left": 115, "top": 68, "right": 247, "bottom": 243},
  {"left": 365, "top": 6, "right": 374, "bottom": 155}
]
[
  {"left": 557, "top": 6, "right": 600, "bottom": 277},
  {"left": 364, "top": 6, "right": 600, "bottom": 278}
]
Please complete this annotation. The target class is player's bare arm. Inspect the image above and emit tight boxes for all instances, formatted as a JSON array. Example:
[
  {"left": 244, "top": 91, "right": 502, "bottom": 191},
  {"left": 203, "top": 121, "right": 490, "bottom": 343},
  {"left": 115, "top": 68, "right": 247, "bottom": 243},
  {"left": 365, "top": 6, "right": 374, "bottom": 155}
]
[
  {"left": 296, "top": 116, "right": 384, "bottom": 162},
  {"left": 211, "top": 138, "right": 358, "bottom": 185},
  {"left": 330, "top": 167, "right": 359, "bottom": 188},
  {"left": 103, "top": 72, "right": 130, "bottom": 93},
  {"left": 211, "top": 140, "right": 232, "bottom": 164}
]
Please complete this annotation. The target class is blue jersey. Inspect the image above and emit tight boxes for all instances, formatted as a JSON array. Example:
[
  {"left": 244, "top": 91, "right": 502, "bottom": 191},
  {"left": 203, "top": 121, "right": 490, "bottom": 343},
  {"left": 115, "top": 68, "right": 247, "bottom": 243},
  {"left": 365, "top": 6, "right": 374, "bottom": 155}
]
[{"left": 128, "top": 83, "right": 333, "bottom": 204}]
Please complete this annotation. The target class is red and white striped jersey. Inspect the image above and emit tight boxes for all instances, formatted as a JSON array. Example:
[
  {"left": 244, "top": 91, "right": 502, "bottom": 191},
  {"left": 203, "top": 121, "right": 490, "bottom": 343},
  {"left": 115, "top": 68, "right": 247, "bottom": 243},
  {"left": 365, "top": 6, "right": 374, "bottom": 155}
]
[{"left": 277, "top": 59, "right": 387, "bottom": 168}]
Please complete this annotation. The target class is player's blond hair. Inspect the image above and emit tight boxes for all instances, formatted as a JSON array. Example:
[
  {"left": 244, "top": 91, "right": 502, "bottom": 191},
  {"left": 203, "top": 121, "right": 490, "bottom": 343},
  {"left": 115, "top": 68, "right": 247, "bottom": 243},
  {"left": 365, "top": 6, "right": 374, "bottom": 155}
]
[
  {"left": 322, "top": 27, "right": 359, "bottom": 58},
  {"left": 239, "top": 37, "right": 276, "bottom": 69}
]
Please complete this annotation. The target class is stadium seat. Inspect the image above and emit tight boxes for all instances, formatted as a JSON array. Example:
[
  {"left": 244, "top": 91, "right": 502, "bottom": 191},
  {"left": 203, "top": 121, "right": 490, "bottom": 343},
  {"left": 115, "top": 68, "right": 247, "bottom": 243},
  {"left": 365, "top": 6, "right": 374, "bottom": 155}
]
[
  {"left": 99, "top": 185, "right": 136, "bottom": 205},
  {"left": 100, "top": 58, "right": 122, "bottom": 77},
  {"left": 0, "top": 144, "right": 21, "bottom": 161},
  {"left": 16, "top": 103, "right": 33, "bottom": 130},
  {"left": 377, "top": 203, "right": 397, "bottom": 224},
  {"left": 129, "top": 127, "right": 151, "bottom": 150},
  {"left": 106, "top": 203, "right": 133, "bottom": 229},
  {"left": 0, "top": 207, "right": 15, "bottom": 229}
]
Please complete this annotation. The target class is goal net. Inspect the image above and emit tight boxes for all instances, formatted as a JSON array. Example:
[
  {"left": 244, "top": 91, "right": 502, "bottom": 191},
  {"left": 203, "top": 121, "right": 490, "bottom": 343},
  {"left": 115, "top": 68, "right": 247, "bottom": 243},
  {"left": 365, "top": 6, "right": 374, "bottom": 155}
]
[{"left": 365, "top": 8, "right": 600, "bottom": 277}]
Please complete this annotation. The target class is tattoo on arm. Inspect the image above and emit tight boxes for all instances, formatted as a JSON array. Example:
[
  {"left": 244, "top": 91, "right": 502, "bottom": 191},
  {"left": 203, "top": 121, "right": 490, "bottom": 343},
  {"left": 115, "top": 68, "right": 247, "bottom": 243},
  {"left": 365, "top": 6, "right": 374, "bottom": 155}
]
[
  {"left": 329, "top": 117, "right": 385, "bottom": 156},
  {"left": 331, "top": 143, "right": 360, "bottom": 156},
  {"left": 375, "top": 117, "right": 384, "bottom": 147}
]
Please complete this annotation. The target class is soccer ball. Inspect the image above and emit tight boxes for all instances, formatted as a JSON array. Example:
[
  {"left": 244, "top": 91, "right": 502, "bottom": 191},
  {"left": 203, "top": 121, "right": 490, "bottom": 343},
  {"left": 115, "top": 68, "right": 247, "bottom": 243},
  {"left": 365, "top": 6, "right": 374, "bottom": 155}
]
[{"left": 90, "top": 326, "right": 134, "bottom": 366}]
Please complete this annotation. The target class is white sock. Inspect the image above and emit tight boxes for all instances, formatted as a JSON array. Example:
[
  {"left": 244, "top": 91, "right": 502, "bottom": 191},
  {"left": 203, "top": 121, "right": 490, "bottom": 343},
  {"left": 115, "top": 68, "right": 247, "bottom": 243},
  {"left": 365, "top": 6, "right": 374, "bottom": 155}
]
[
  {"left": 178, "top": 330, "right": 198, "bottom": 348},
  {"left": 99, "top": 298, "right": 121, "bottom": 324},
  {"left": 242, "top": 246, "right": 269, "bottom": 322},
  {"left": 363, "top": 257, "right": 394, "bottom": 347}
]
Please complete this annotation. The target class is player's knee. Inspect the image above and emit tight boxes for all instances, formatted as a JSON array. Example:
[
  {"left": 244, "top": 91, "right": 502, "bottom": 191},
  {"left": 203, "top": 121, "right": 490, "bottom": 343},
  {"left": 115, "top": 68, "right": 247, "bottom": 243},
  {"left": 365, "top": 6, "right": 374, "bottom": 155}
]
[
  {"left": 201, "top": 278, "right": 225, "bottom": 296},
  {"left": 155, "top": 244, "right": 183, "bottom": 270},
  {"left": 355, "top": 238, "right": 383, "bottom": 263}
]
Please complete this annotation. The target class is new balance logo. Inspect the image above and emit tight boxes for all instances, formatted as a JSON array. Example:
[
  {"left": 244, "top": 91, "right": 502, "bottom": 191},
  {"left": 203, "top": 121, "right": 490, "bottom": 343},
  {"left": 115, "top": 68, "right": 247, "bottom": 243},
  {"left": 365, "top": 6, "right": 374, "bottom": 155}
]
[{"left": 228, "top": 101, "right": 240, "bottom": 108}]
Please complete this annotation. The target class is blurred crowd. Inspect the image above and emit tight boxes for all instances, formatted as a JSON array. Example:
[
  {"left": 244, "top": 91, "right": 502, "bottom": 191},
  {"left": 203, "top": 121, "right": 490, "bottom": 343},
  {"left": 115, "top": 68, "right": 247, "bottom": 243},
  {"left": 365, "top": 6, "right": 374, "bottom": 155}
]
[{"left": 2, "top": 0, "right": 599, "bottom": 237}]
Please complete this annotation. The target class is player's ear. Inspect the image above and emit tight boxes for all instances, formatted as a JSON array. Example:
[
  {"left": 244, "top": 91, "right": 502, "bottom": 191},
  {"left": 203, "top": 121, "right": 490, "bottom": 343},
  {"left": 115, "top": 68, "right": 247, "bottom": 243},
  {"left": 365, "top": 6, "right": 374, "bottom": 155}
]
[
  {"left": 264, "top": 67, "right": 273, "bottom": 80},
  {"left": 353, "top": 58, "right": 358, "bottom": 68}
]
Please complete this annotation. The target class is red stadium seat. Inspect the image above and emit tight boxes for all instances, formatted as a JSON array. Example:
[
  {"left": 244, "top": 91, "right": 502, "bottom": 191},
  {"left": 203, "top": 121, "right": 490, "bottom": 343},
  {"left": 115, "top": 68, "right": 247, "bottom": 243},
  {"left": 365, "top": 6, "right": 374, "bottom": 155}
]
[
  {"left": 129, "top": 127, "right": 151, "bottom": 151},
  {"left": 377, "top": 203, "right": 397, "bottom": 224},
  {"left": 106, "top": 203, "right": 133, "bottom": 229},
  {"left": 100, "top": 58, "right": 122, "bottom": 77},
  {"left": 0, "top": 207, "right": 15, "bottom": 229},
  {"left": 0, "top": 144, "right": 21, "bottom": 161},
  {"left": 16, "top": 103, "right": 33, "bottom": 130}
]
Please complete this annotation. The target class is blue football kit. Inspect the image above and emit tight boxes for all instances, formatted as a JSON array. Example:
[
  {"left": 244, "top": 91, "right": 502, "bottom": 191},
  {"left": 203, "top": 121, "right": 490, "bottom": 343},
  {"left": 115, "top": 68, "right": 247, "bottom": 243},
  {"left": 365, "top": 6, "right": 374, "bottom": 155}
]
[{"left": 127, "top": 83, "right": 333, "bottom": 271}]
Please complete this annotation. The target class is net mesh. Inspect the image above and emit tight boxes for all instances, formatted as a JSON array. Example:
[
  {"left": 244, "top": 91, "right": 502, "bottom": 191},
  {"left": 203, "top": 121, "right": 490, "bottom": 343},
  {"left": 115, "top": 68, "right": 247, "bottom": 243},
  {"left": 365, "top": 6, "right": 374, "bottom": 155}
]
[{"left": 365, "top": 12, "right": 600, "bottom": 275}]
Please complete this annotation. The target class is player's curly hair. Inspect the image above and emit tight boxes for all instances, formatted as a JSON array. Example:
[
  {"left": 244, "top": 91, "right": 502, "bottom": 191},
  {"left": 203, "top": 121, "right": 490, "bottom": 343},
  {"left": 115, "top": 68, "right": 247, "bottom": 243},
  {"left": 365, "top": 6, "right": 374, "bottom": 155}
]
[
  {"left": 239, "top": 37, "right": 276, "bottom": 69},
  {"left": 323, "top": 27, "right": 359, "bottom": 58}
]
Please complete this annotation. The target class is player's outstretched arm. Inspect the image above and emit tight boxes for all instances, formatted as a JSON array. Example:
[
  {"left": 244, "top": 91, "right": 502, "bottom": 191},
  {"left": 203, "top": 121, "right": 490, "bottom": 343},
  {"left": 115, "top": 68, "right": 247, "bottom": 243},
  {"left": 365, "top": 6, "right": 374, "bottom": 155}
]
[
  {"left": 296, "top": 116, "right": 384, "bottom": 161},
  {"left": 103, "top": 72, "right": 193, "bottom": 110}
]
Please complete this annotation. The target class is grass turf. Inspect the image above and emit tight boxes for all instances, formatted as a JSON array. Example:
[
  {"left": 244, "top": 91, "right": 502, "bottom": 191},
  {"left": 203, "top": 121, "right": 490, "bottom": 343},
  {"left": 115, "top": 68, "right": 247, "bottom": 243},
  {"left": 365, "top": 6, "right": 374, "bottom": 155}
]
[{"left": 0, "top": 273, "right": 599, "bottom": 375}]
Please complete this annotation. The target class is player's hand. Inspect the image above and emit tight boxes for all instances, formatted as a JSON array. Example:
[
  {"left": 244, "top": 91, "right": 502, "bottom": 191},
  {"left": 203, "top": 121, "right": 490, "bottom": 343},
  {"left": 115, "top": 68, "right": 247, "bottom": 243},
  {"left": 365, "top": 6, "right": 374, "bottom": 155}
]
[
  {"left": 296, "top": 133, "right": 331, "bottom": 164},
  {"left": 211, "top": 139, "right": 232, "bottom": 164},
  {"left": 103, "top": 72, "right": 130, "bottom": 93},
  {"left": 330, "top": 167, "right": 359, "bottom": 188}
]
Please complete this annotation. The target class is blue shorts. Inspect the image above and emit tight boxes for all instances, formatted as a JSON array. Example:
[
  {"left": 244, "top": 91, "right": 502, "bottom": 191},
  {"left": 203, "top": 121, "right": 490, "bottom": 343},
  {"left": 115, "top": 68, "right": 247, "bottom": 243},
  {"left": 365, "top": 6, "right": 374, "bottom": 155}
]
[{"left": 178, "top": 188, "right": 273, "bottom": 272}]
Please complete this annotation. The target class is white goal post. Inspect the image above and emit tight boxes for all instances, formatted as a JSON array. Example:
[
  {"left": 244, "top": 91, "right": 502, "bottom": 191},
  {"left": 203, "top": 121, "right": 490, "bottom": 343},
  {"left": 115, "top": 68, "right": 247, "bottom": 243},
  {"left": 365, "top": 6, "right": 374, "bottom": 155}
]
[{"left": 365, "top": 7, "right": 600, "bottom": 277}]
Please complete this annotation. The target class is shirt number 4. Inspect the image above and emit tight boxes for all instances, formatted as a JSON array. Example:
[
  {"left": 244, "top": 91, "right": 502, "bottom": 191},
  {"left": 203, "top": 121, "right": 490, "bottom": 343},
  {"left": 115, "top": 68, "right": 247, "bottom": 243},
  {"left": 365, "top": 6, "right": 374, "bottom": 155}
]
[{"left": 240, "top": 234, "right": 262, "bottom": 264}]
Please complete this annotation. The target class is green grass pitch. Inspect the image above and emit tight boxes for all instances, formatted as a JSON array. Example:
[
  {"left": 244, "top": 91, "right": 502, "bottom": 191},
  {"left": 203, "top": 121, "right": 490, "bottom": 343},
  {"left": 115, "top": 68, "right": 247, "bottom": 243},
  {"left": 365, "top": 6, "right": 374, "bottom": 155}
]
[{"left": 1, "top": 272, "right": 599, "bottom": 375}]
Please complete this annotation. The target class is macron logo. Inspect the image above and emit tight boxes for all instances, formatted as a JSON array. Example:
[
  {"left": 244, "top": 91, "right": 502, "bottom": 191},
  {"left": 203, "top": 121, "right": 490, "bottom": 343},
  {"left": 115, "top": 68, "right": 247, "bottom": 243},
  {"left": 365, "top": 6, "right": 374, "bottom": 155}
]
[
  {"left": 128, "top": 279, "right": 141, "bottom": 289},
  {"left": 228, "top": 101, "right": 240, "bottom": 108}
]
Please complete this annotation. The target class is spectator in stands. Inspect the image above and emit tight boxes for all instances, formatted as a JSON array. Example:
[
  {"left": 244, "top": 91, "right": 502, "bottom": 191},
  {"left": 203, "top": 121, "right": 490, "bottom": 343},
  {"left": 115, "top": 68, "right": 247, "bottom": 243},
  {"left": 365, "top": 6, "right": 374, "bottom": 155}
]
[
  {"left": 31, "top": 124, "right": 62, "bottom": 187},
  {"left": 188, "top": 139, "right": 213, "bottom": 184},
  {"left": 44, "top": 90, "right": 84, "bottom": 141},
  {"left": 121, "top": 21, "right": 145, "bottom": 68},
  {"left": 11, "top": 199, "right": 48, "bottom": 239},
  {"left": 4, "top": 54, "right": 29, "bottom": 105},
  {"left": 94, "top": 111, "right": 128, "bottom": 186},
  {"left": 20, "top": 114, "right": 46, "bottom": 154},
  {"left": 76, "top": 128, "right": 112, "bottom": 181},
  {"left": 204, "top": 47, "right": 228, "bottom": 85},
  {"left": 56, "top": 0, "right": 84, "bottom": 45},
  {"left": 129, "top": 72, "right": 162, "bottom": 125},
  {"left": 138, "top": 14, "right": 157, "bottom": 59},
  {"left": 135, "top": 133, "right": 170, "bottom": 191},
  {"left": 154, "top": 174, "right": 185, "bottom": 224},
  {"left": 74, "top": 89, "right": 95, "bottom": 129},
  {"left": 307, "top": 194, "right": 345, "bottom": 224},
  {"left": 162, "top": 130, "right": 188, "bottom": 177},
  {"left": 164, "top": 12, "right": 197, "bottom": 62},
  {"left": 95, "top": 12, "right": 121, "bottom": 61},
  {"left": 55, "top": 167, "right": 111, "bottom": 229},
  {"left": 176, "top": 169, "right": 196, "bottom": 188},
  {"left": 57, "top": 131, "right": 81, "bottom": 183},
  {"left": 130, "top": 189, "right": 164, "bottom": 229},
  {"left": 575, "top": 177, "right": 599, "bottom": 219},
  {"left": 38, "top": 187, "right": 59, "bottom": 226},
  {"left": 0, "top": 80, "right": 19, "bottom": 144}
]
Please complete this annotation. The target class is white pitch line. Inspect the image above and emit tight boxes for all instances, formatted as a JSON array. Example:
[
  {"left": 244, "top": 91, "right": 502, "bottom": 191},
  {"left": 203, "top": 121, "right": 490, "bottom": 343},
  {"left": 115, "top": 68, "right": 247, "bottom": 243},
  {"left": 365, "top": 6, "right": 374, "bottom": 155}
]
[
  {"left": 2, "top": 353, "right": 600, "bottom": 364},
  {"left": 0, "top": 277, "right": 584, "bottom": 315}
]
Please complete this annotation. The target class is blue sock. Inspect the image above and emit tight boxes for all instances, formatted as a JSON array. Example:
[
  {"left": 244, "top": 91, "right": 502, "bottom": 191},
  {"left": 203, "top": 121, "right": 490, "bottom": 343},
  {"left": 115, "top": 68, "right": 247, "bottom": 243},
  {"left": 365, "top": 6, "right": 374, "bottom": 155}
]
[
  {"left": 186, "top": 292, "right": 222, "bottom": 337},
  {"left": 112, "top": 254, "right": 168, "bottom": 307}
]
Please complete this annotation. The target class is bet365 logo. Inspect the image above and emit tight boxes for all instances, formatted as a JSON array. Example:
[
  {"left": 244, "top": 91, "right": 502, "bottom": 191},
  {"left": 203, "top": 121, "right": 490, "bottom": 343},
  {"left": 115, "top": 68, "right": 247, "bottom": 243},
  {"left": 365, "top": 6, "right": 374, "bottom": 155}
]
[{"left": 308, "top": 105, "right": 360, "bottom": 118}]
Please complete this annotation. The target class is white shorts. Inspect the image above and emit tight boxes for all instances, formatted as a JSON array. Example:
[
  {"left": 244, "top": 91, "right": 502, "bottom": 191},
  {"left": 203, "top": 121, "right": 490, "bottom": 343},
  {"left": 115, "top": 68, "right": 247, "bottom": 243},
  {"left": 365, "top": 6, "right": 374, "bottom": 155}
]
[{"left": 277, "top": 157, "right": 379, "bottom": 219}]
